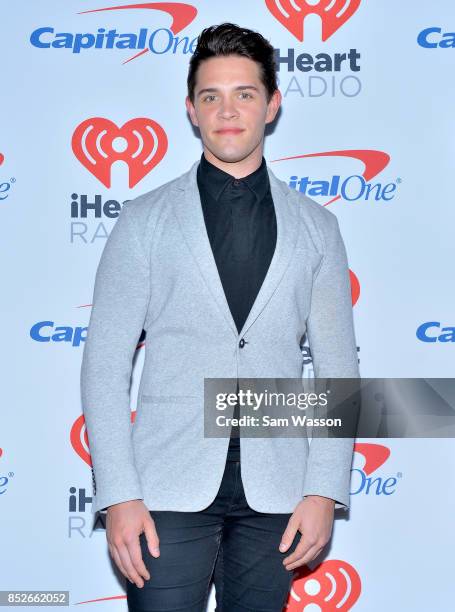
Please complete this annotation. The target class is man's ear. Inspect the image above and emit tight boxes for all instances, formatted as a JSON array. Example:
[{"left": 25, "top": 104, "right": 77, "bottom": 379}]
[
  {"left": 185, "top": 96, "right": 199, "bottom": 127},
  {"left": 265, "top": 89, "right": 282, "bottom": 125}
]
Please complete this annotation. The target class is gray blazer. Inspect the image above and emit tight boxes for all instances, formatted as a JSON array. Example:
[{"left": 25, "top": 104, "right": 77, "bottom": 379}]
[{"left": 80, "top": 159, "right": 360, "bottom": 515}]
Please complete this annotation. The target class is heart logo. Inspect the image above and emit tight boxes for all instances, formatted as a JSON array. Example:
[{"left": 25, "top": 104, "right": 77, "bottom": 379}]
[
  {"left": 265, "top": 0, "right": 361, "bottom": 42},
  {"left": 71, "top": 411, "right": 137, "bottom": 467},
  {"left": 286, "top": 559, "right": 362, "bottom": 610},
  {"left": 349, "top": 269, "right": 360, "bottom": 307},
  {"left": 72, "top": 117, "right": 168, "bottom": 188}
]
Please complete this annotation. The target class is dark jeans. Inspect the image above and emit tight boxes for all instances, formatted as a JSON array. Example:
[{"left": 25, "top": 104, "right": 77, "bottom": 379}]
[{"left": 126, "top": 459, "right": 300, "bottom": 611}]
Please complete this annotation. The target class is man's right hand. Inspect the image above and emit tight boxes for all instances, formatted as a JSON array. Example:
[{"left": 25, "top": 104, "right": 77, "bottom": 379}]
[{"left": 106, "top": 499, "right": 160, "bottom": 588}]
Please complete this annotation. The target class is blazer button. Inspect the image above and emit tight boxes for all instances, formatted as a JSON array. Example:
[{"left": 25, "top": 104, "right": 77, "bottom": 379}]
[{"left": 239, "top": 338, "right": 246, "bottom": 348}]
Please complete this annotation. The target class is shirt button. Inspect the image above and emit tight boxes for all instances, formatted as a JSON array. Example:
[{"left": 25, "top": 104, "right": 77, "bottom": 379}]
[
  {"left": 239, "top": 338, "right": 246, "bottom": 348},
  {"left": 233, "top": 180, "right": 241, "bottom": 186}
]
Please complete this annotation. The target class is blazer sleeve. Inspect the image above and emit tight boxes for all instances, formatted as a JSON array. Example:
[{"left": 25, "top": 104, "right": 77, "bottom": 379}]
[
  {"left": 80, "top": 202, "right": 150, "bottom": 514},
  {"left": 302, "top": 212, "right": 360, "bottom": 510}
]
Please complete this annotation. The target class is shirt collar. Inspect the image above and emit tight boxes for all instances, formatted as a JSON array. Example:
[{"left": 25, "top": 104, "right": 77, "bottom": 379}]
[{"left": 197, "top": 152, "right": 269, "bottom": 203}]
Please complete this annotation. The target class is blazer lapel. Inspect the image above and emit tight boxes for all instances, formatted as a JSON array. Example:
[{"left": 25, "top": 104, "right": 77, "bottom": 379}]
[
  {"left": 238, "top": 166, "right": 300, "bottom": 338},
  {"left": 172, "top": 159, "right": 300, "bottom": 339}
]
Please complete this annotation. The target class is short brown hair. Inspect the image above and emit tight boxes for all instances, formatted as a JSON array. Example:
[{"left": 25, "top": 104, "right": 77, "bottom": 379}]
[{"left": 187, "top": 22, "right": 278, "bottom": 103}]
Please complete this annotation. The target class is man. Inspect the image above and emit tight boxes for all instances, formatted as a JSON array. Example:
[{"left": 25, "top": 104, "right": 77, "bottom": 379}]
[{"left": 80, "top": 23, "right": 360, "bottom": 612}]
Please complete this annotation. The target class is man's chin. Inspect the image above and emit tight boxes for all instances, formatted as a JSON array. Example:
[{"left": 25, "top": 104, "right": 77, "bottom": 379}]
[{"left": 206, "top": 147, "right": 253, "bottom": 165}]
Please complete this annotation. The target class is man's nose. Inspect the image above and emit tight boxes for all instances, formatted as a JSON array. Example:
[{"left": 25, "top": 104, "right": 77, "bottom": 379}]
[{"left": 218, "top": 98, "right": 239, "bottom": 118}]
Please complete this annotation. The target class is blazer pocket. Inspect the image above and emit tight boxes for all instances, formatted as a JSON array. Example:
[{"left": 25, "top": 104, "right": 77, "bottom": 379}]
[{"left": 141, "top": 394, "right": 198, "bottom": 404}]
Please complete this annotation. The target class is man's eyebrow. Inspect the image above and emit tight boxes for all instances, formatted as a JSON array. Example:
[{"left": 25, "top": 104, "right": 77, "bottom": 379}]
[{"left": 196, "top": 85, "right": 260, "bottom": 97}]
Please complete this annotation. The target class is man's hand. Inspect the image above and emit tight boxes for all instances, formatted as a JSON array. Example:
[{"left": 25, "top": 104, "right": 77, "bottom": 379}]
[
  {"left": 106, "top": 499, "right": 160, "bottom": 587},
  {"left": 279, "top": 495, "right": 335, "bottom": 571}
]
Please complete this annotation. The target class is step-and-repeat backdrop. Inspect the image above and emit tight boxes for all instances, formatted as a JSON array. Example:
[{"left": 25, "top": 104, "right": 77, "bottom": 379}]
[{"left": 1, "top": 1, "right": 454, "bottom": 610}]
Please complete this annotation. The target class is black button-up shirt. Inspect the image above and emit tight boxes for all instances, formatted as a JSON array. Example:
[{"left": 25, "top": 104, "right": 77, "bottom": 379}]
[{"left": 197, "top": 152, "right": 277, "bottom": 461}]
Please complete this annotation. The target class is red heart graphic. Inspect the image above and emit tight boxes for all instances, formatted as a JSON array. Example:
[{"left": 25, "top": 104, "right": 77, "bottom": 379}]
[
  {"left": 265, "top": 0, "right": 361, "bottom": 42},
  {"left": 286, "top": 559, "right": 362, "bottom": 610},
  {"left": 71, "top": 411, "right": 137, "bottom": 467},
  {"left": 72, "top": 117, "right": 168, "bottom": 188}
]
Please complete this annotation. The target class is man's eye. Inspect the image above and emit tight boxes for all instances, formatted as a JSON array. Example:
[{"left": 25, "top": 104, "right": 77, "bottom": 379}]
[
  {"left": 239, "top": 91, "right": 253, "bottom": 99},
  {"left": 203, "top": 95, "right": 217, "bottom": 102}
]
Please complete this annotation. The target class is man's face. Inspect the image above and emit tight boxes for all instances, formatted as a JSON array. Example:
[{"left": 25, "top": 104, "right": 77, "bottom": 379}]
[{"left": 185, "top": 55, "right": 281, "bottom": 164}]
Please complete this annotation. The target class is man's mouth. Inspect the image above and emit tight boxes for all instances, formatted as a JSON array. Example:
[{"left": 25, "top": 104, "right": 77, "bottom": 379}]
[{"left": 215, "top": 128, "right": 244, "bottom": 134}]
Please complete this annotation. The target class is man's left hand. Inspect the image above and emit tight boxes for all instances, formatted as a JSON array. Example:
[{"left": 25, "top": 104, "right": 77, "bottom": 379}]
[{"left": 279, "top": 495, "right": 335, "bottom": 571}]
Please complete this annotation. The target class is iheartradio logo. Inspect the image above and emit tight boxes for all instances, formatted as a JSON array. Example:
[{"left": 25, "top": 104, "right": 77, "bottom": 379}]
[
  {"left": 286, "top": 559, "right": 361, "bottom": 610},
  {"left": 266, "top": 0, "right": 361, "bottom": 42},
  {"left": 0, "top": 152, "right": 4, "bottom": 166},
  {"left": 70, "top": 411, "right": 137, "bottom": 467},
  {"left": 71, "top": 117, "right": 168, "bottom": 188},
  {"left": 349, "top": 269, "right": 360, "bottom": 307},
  {"left": 71, "top": 414, "right": 92, "bottom": 467}
]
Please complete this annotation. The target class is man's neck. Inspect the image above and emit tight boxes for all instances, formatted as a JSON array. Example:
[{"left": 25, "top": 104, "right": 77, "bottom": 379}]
[{"left": 202, "top": 146, "right": 264, "bottom": 179}]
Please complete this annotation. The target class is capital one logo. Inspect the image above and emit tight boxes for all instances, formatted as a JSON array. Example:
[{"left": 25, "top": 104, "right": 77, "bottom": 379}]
[
  {"left": 0, "top": 152, "right": 16, "bottom": 201},
  {"left": 0, "top": 446, "right": 14, "bottom": 497},
  {"left": 30, "top": 3, "right": 198, "bottom": 64},
  {"left": 352, "top": 442, "right": 400, "bottom": 496},
  {"left": 271, "top": 150, "right": 397, "bottom": 206},
  {"left": 266, "top": 0, "right": 361, "bottom": 41},
  {"left": 286, "top": 559, "right": 361, "bottom": 610},
  {"left": 71, "top": 117, "right": 168, "bottom": 188}
]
